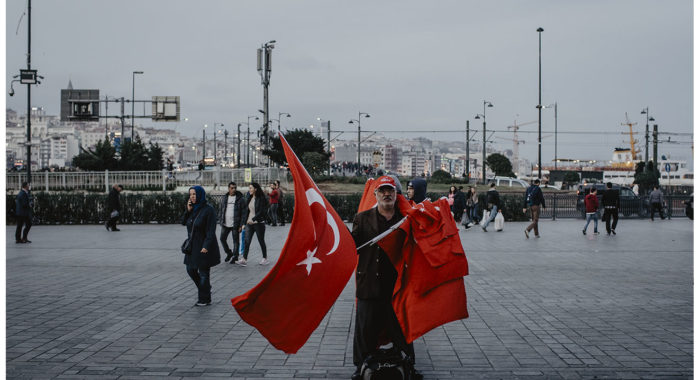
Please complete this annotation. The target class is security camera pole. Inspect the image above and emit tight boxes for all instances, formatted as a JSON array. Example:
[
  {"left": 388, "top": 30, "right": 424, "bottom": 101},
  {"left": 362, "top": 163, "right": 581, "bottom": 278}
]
[{"left": 257, "top": 40, "right": 275, "bottom": 165}]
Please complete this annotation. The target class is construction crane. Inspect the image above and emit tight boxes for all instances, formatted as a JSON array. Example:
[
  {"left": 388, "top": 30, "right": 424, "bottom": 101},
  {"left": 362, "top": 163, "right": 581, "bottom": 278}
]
[
  {"left": 621, "top": 112, "right": 640, "bottom": 160},
  {"left": 506, "top": 119, "right": 536, "bottom": 175}
]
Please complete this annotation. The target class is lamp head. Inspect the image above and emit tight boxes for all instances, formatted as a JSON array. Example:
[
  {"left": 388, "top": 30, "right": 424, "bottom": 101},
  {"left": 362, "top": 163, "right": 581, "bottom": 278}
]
[{"left": 537, "top": 27, "right": 544, "bottom": 32}]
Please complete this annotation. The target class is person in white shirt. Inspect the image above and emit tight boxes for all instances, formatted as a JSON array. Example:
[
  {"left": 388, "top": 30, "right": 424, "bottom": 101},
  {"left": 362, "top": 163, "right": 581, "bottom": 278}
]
[{"left": 218, "top": 182, "right": 246, "bottom": 263}]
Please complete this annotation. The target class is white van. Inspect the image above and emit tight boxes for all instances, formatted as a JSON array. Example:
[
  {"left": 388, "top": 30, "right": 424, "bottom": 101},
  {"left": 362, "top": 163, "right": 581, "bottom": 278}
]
[{"left": 489, "top": 176, "right": 529, "bottom": 188}]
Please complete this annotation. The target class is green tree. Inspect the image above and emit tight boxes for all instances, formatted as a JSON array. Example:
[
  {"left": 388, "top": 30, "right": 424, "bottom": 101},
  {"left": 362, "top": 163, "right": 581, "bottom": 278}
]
[
  {"left": 146, "top": 143, "right": 164, "bottom": 170},
  {"left": 431, "top": 169, "right": 452, "bottom": 183},
  {"left": 301, "top": 152, "right": 329, "bottom": 176},
  {"left": 634, "top": 160, "right": 659, "bottom": 195},
  {"left": 263, "top": 129, "right": 328, "bottom": 166},
  {"left": 71, "top": 138, "right": 118, "bottom": 171},
  {"left": 486, "top": 153, "right": 515, "bottom": 177},
  {"left": 117, "top": 138, "right": 149, "bottom": 170},
  {"left": 562, "top": 171, "right": 580, "bottom": 189}
]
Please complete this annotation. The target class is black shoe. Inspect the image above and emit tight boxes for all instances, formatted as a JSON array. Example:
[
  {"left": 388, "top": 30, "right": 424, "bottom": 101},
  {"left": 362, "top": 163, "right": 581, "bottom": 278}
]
[
  {"left": 105, "top": 223, "right": 110, "bottom": 231},
  {"left": 351, "top": 368, "right": 361, "bottom": 380},
  {"left": 111, "top": 228, "right": 121, "bottom": 231},
  {"left": 195, "top": 301, "right": 211, "bottom": 307},
  {"left": 224, "top": 253, "right": 233, "bottom": 262},
  {"left": 611, "top": 229, "right": 616, "bottom": 235},
  {"left": 582, "top": 229, "right": 586, "bottom": 235},
  {"left": 15, "top": 240, "right": 24, "bottom": 244},
  {"left": 22, "top": 239, "right": 31, "bottom": 243},
  {"left": 230, "top": 257, "right": 239, "bottom": 264}
]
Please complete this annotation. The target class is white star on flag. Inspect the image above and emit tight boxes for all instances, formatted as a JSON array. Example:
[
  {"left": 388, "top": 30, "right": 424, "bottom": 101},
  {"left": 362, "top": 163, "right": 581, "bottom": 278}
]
[{"left": 297, "top": 248, "right": 322, "bottom": 275}]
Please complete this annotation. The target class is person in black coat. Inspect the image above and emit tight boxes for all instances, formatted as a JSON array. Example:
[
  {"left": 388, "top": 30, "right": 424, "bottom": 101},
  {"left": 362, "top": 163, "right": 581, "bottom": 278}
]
[
  {"left": 481, "top": 182, "right": 502, "bottom": 231},
  {"left": 452, "top": 186, "right": 467, "bottom": 223},
  {"left": 238, "top": 182, "right": 270, "bottom": 266},
  {"left": 182, "top": 185, "right": 221, "bottom": 306},
  {"left": 601, "top": 182, "right": 620, "bottom": 235},
  {"left": 219, "top": 182, "right": 246, "bottom": 263},
  {"left": 105, "top": 184, "right": 123, "bottom": 231},
  {"left": 15, "top": 181, "right": 33, "bottom": 244}
]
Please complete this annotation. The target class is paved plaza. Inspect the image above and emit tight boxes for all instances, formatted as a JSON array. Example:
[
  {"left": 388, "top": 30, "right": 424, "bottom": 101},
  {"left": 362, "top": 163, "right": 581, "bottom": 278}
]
[{"left": 6, "top": 218, "right": 693, "bottom": 379}]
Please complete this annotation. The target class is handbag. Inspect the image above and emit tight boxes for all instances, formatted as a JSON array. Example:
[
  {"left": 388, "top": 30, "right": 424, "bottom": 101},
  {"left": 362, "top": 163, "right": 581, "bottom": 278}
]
[
  {"left": 110, "top": 210, "right": 119, "bottom": 219},
  {"left": 494, "top": 211, "right": 505, "bottom": 231},
  {"left": 181, "top": 210, "right": 202, "bottom": 254}
]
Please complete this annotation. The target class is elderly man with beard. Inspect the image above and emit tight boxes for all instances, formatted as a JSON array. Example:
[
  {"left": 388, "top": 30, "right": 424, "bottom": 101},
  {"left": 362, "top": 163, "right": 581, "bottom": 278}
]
[{"left": 350, "top": 176, "right": 421, "bottom": 380}]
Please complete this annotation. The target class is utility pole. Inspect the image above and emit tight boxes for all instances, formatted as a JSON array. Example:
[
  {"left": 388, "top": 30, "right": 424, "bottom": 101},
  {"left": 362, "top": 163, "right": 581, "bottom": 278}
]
[
  {"left": 482, "top": 118, "right": 486, "bottom": 184},
  {"left": 465, "top": 120, "right": 470, "bottom": 181},
  {"left": 26, "top": 0, "right": 33, "bottom": 183},
  {"left": 326, "top": 120, "right": 331, "bottom": 176},
  {"left": 349, "top": 112, "right": 370, "bottom": 175},
  {"left": 257, "top": 40, "right": 275, "bottom": 159},
  {"left": 653, "top": 124, "right": 658, "bottom": 169},
  {"left": 224, "top": 129, "right": 228, "bottom": 167},
  {"left": 537, "top": 27, "right": 544, "bottom": 180},
  {"left": 237, "top": 123, "right": 241, "bottom": 168}
]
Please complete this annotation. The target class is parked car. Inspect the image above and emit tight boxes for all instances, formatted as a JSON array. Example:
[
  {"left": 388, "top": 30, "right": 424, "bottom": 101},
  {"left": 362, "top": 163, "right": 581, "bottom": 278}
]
[
  {"left": 576, "top": 184, "right": 648, "bottom": 217},
  {"left": 685, "top": 193, "right": 693, "bottom": 220},
  {"left": 489, "top": 176, "right": 529, "bottom": 188}
]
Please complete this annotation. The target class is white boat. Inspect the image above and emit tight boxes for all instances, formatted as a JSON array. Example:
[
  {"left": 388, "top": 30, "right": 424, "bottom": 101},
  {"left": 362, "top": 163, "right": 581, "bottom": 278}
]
[{"left": 603, "top": 148, "right": 693, "bottom": 186}]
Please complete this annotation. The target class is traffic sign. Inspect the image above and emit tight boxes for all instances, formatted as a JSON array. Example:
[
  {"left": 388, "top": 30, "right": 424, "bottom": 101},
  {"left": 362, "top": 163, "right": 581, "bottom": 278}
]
[{"left": 664, "top": 163, "right": 671, "bottom": 172}]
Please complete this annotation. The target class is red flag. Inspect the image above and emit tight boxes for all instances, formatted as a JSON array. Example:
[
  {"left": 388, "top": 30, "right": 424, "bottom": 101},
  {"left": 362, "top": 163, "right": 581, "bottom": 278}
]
[
  {"left": 357, "top": 190, "right": 469, "bottom": 343},
  {"left": 231, "top": 134, "right": 357, "bottom": 354}
]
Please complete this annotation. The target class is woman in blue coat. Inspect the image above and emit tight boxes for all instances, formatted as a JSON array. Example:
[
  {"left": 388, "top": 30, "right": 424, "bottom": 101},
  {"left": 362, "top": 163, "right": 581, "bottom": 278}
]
[{"left": 182, "top": 186, "right": 221, "bottom": 306}]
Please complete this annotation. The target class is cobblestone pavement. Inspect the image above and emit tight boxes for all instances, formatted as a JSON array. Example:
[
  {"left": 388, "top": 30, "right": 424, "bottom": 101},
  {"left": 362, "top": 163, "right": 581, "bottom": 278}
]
[{"left": 6, "top": 218, "right": 693, "bottom": 379}]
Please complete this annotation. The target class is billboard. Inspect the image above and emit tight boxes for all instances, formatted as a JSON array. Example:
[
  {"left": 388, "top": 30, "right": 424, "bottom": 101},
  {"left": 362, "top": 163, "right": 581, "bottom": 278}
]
[
  {"left": 152, "top": 96, "right": 180, "bottom": 121},
  {"left": 61, "top": 89, "right": 100, "bottom": 121}
]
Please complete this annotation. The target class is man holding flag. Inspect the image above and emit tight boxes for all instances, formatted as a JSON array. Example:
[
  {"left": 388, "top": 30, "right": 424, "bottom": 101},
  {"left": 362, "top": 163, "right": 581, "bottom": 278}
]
[{"left": 351, "top": 176, "right": 417, "bottom": 379}]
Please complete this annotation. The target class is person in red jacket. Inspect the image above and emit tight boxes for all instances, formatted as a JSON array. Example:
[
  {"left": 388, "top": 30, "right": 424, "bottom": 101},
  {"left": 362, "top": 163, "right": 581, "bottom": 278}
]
[
  {"left": 582, "top": 187, "right": 600, "bottom": 235},
  {"left": 268, "top": 183, "right": 280, "bottom": 226}
]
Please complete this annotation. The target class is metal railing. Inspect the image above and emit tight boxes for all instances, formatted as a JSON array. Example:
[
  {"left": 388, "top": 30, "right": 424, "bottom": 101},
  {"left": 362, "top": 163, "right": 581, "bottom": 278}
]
[{"left": 6, "top": 168, "right": 290, "bottom": 192}]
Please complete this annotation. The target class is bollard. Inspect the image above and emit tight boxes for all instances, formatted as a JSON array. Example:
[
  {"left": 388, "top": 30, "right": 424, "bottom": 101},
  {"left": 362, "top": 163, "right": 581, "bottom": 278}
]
[
  {"left": 45, "top": 171, "right": 49, "bottom": 192},
  {"left": 105, "top": 170, "right": 110, "bottom": 193}
]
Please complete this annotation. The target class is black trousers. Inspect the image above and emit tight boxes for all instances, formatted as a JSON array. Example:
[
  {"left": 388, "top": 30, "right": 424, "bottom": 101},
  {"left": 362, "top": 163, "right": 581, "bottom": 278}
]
[
  {"left": 603, "top": 208, "right": 619, "bottom": 233},
  {"left": 186, "top": 265, "right": 211, "bottom": 303},
  {"left": 219, "top": 226, "right": 240, "bottom": 259},
  {"left": 650, "top": 202, "right": 665, "bottom": 220},
  {"left": 106, "top": 211, "right": 119, "bottom": 230},
  {"left": 243, "top": 223, "right": 267, "bottom": 259},
  {"left": 15, "top": 215, "right": 31, "bottom": 242},
  {"left": 353, "top": 298, "right": 415, "bottom": 367}
]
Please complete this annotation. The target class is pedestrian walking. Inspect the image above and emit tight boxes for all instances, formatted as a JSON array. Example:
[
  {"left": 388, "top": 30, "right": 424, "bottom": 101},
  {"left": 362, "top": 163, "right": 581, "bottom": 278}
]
[
  {"left": 481, "top": 183, "right": 501, "bottom": 231},
  {"left": 237, "top": 183, "right": 270, "bottom": 266},
  {"left": 182, "top": 185, "right": 221, "bottom": 306},
  {"left": 582, "top": 187, "right": 600, "bottom": 235},
  {"left": 105, "top": 184, "right": 123, "bottom": 232},
  {"left": 447, "top": 185, "right": 456, "bottom": 212},
  {"left": 15, "top": 181, "right": 33, "bottom": 244},
  {"left": 469, "top": 186, "right": 481, "bottom": 226},
  {"left": 219, "top": 182, "right": 245, "bottom": 264},
  {"left": 351, "top": 176, "right": 421, "bottom": 380},
  {"left": 601, "top": 182, "right": 620, "bottom": 235},
  {"left": 275, "top": 180, "right": 285, "bottom": 226},
  {"left": 268, "top": 183, "right": 280, "bottom": 226},
  {"left": 523, "top": 179, "right": 546, "bottom": 238},
  {"left": 649, "top": 185, "right": 666, "bottom": 221},
  {"left": 452, "top": 186, "right": 467, "bottom": 224}
]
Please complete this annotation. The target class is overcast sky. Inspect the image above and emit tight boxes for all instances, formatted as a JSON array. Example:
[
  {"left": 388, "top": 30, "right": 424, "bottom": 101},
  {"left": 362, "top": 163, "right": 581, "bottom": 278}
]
[{"left": 5, "top": 0, "right": 694, "bottom": 167}]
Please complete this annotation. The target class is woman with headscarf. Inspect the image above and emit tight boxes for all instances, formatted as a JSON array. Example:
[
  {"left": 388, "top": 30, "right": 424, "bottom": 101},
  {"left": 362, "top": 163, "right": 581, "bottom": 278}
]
[
  {"left": 182, "top": 185, "right": 221, "bottom": 306},
  {"left": 237, "top": 182, "right": 270, "bottom": 266}
]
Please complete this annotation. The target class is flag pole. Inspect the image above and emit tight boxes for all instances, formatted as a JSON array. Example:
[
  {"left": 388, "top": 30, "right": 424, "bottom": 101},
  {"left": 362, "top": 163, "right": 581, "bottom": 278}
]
[{"left": 356, "top": 216, "right": 407, "bottom": 250}]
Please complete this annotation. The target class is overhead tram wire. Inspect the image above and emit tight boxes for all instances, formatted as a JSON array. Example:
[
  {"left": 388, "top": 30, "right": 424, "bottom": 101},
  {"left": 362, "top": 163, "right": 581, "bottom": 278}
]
[{"left": 329, "top": 129, "right": 635, "bottom": 136}]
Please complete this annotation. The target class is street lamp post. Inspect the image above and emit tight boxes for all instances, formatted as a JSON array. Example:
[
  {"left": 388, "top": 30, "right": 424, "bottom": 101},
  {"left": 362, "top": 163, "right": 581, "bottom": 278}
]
[
  {"left": 641, "top": 107, "right": 655, "bottom": 165},
  {"left": 465, "top": 120, "right": 470, "bottom": 181},
  {"left": 213, "top": 123, "right": 225, "bottom": 165},
  {"left": 543, "top": 102, "right": 558, "bottom": 169},
  {"left": 349, "top": 112, "right": 370, "bottom": 176},
  {"left": 536, "top": 27, "right": 544, "bottom": 180},
  {"left": 131, "top": 71, "right": 143, "bottom": 141},
  {"left": 236, "top": 123, "right": 242, "bottom": 168},
  {"left": 278, "top": 112, "right": 291, "bottom": 132},
  {"left": 475, "top": 101, "right": 493, "bottom": 184},
  {"left": 202, "top": 124, "right": 207, "bottom": 161}
]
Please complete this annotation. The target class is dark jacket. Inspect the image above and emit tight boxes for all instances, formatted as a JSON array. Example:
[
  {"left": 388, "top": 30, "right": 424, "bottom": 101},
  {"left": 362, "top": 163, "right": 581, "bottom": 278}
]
[
  {"left": 15, "top": 189, "right": 33, "bottom": 217},
  {"left": 408, "top": 178, "right": 427, "bottom": 203},
  {"left": 181, "top": 204, "right": 221, "bottom": 268},
  {"left": 351, "top": 206, "right": 404, "bottom": 300},
  {"left": 107, "top": 187, "right": 121, "bottom": 212},
  {"left": 649, "top": 189, "right": 664, "bottom": 204},
  {"left": 601, "top": 189, "right": 620, "bottom": 209},
  {"left": 486, "top": 189, "right": 501, "bottom": 209},
  {"left": 524, "top": 185, "right": 546, "bottom": 208},
  {"left": 218, "top": 190, "right": 246, "bottom": 229},
  {"left": 241, "top": 194, "right": 269, "bottom": 224},
  {"left": 453, "top": 190, "right": 466, "bottom": 211}
]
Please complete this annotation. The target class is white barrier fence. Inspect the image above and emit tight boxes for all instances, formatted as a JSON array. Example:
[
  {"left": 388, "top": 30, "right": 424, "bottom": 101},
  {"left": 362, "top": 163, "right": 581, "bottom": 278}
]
[{"left": 6, "top": 168, "right": 289, "bottom": 192}]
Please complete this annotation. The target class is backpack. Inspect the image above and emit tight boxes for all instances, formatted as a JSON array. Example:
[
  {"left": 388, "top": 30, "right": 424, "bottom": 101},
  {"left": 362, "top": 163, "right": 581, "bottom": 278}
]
[
  {"left": 525, "top": 186, "right": 534, "bottom": 206},
  {"left": 360, "top": 347, "right": 414, "bottom": 380}
]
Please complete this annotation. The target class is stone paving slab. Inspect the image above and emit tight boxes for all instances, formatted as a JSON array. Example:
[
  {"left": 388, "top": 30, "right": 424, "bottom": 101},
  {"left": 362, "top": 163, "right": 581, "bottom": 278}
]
[{"left": 6, "top": 218, "right": 693, "bottom": 379}]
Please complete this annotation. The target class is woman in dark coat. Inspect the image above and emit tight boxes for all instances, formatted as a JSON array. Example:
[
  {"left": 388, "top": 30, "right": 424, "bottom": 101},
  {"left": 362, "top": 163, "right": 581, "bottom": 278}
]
[
  {"left": 238, "top": 182, "right": 270, "bottom": 266},
  {"left": 182, "top": 185, "right": 221, "bottom": 306}
]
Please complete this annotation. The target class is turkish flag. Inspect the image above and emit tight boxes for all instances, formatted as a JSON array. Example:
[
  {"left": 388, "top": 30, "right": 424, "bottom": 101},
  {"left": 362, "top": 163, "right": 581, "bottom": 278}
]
[
  {"left": 231, "top": 134, "right": 357, "bottom": 354},
  {"left": 357, "top": 181, "right": 469, "bottom": 343}
]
